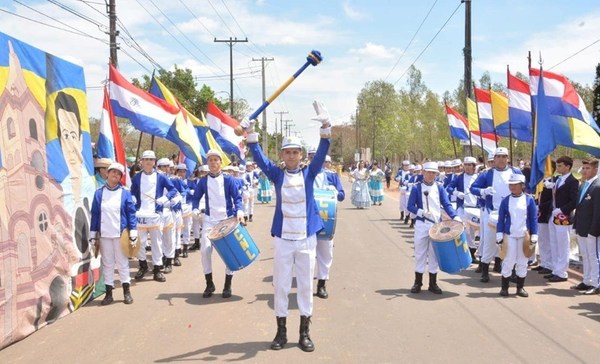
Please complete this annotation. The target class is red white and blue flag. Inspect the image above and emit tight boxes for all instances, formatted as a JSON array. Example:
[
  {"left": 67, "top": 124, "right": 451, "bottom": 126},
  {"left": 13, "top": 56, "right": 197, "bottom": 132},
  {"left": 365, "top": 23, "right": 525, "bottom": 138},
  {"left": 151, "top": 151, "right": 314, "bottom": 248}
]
[
  {"left": 96, "top": 86, "right": 127, "bottom": 184},
  {"left": 473, "top": 87, "right": 495, "bottom": 133},
  {"left": 206, "top": 102, "right": 245, "bottom": 161}
]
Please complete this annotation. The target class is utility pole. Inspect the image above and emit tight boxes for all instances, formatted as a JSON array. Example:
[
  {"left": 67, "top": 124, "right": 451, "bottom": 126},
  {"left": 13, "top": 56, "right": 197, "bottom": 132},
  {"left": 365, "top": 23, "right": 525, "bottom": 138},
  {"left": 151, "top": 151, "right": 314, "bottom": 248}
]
[
  {"left": 108, "top": 0, "right": 118, "bottom": 67},
  {"left": 463, "top": 0, "right": 472, "bottom": 99},
  {"left": 283, "top": 119, "right": 294, "bottom": 137},
  {"left": 214, "top": 37, "right": 248, "bottom": 116},
  {"left": 274, "top": 111, "right": 288, "bottom": 149},
  {"left": 252, "top": 57, "right": 274, "bottom": 153}
]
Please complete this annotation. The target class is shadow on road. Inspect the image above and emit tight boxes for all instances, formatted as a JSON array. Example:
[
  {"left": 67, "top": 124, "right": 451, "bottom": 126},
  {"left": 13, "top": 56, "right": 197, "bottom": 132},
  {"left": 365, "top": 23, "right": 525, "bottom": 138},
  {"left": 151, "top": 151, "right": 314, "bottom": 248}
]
[
  {"left": 536, "top": 287, "right": 580, "bottom": 297},
  {"left": 154, "top": 341, "right": 269, "bottom": 362},
  {"left": 568, "top": 302, "right": 600, "bottom": 323},
  {"left": 156, "top": 292, "right": 244, "bottom": 306},
  {"left": 376, "top": 288, "right": 459, "bottom": 300},
  {"left": 246, "top": 293, "right": 298, "bottom": 310}
]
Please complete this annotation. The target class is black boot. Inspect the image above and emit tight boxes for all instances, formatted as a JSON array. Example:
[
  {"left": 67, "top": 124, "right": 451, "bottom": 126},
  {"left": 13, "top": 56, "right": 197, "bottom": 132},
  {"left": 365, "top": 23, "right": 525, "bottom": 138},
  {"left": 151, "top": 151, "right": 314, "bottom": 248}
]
[
  {"left": 469, "top": 248, "right": 479, "bottom": 264},
  {"left": 516, "top": 277, "right": 528, "bottom": 297},
  {"left": 123, "top": 283, "right": 133, "bottom": 304},
  {"left": 243, "top": 216, "right": 248, "bottom": 226},
  {"left": 499, "top": 276, "right": 509, "bottom": 297},
  {"left": 134, "top": 260, "right": 148, "bottom": 281},
  {"left": 409, "top": 219, "right": 415, "bottom": 228},
  {"left": 163, "top": 258, "right": 173, "bottom": 274},
  {"left": 101, "top": 285, "right": 114, "bottom": 305},
  {"left": 410, "top": 272, "right": 423, "bottom": 293},
  {"left": 428, "top": 273, "right": 442, "bottom": 294},
  {"left": 404, "top": 215, "right": 410, "bottom": 224},
  {"left": 191, "top": 238, "right": 200, "bottom": 251},
  {"left": 299, "top": 316, "right": 314, "bottom": 352},
  {"left": 475, "top": 261, "right": 483, "bottom": 273},
  {"left": 493, "top": 257, "right": 502, "bottom": 273},
  {"left": 173, "top": 249, "right": 182, "bottom": 266},
  {"left": 249, "top": 214, "right": 253, "bottom": 222},
  {"left": 182, "top": 244, "right": 189, "bottom": 258},
  {"left": 203, "top": 273, "right": 216, "bottom": 298},
  {"left": 270, "top": 317, "right": 287, "bottom": 350},
  {"left": 480, "top": 263, "right": 490, "bottom": 283},
  {"left": 400, "top": 211, "right": 405, "bottom": 221},
  {"left": 316, "top": 279, "right": 328, "bottom": 299},
  {"left": 153, "top": 265, "right": 166, "bottom": 282},
  {"left": 222, "top": 274, "right": 233, "bottom": 298},
  {"left": 510, "top": 268, "right": 518, "bottom": 283}
]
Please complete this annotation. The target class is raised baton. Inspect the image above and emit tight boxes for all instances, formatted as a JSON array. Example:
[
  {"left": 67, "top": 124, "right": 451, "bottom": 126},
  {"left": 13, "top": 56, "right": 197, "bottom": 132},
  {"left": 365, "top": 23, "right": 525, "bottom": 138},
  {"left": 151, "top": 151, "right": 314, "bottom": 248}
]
[{"left": 234, "top": 50, "right": 323, "bottom": 136}]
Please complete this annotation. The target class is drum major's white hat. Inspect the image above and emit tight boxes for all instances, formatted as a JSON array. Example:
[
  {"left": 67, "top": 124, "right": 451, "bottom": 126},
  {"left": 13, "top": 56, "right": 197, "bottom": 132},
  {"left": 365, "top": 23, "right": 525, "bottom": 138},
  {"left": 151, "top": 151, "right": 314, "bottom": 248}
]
[
  {"left": 423, "top": 161, "right": 439, "bottom": 172},
  {"left": 282, "top": 136, "right": 303, "bottom": 150}
]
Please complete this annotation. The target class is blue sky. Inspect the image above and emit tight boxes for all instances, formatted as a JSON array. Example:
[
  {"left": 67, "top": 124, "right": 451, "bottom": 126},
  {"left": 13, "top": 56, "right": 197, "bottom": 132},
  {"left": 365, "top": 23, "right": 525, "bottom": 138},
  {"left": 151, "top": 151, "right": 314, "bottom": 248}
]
[{"left": 2, "top": 0, "right": 600, "bottom": 148}]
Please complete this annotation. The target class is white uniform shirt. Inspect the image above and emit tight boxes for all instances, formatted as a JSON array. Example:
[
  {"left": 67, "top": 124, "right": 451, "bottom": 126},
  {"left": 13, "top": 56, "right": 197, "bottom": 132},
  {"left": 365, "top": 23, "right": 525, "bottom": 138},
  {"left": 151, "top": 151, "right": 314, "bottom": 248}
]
[
  {"left": 206, "top": 174, "right": 227, "bottom": 223},
  {"left": 421, "top": 183, "right": 442, "bottom": 222},
  {"left": 100, "top": 187, "right": 123, "bottom": 238},
  {"left": 281, "top": 171, "right": 307, "bottom": 240},
  {"left": 508, "top": 194, "right": 527, "bottom": 237},
  {"left": 140, "top": 172, "right": 157, "bottom": 212},
  {"left": 492, "top": 169, "right": 512, "bottom": 210},
  {"left": 463, "top": 173, "right": 478, "bottom": 207}
]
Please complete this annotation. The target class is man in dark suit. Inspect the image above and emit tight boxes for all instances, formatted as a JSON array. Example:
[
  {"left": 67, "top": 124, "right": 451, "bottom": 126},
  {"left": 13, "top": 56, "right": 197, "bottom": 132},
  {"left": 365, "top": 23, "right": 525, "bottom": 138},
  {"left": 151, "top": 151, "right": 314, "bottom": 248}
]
[
  {"left": 573, "top": 157, "right": 600, "bottom": 295},
  {"left": 546, "top": 156, "right": 579, "bottom": 282},
  {"left": 533, "top": 161, "right": 556, "bottom": 275}
]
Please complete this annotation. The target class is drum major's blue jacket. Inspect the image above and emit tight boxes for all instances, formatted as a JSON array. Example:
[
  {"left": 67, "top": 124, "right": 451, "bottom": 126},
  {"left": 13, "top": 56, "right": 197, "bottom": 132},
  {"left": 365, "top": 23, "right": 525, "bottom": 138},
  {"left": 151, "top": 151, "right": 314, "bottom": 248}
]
[
  {"left": 446, "top": 173, "right": 480, "bottom": 210},
  {"left": 191, "top": 174, "right": 243, "bottom": 218},
  {"left": 496, "top": 194, "right": 538, "bottom": 236},
  {"left": 249, "top": 137, "right": 330, "bottom": 239},
  {"left": 130, "top": 171, "right": 177, "bottom": 213},
  {"left": 90, "top": 185, "right": 137, "bottom": 235},
  {"left": 407, "top": 182, "right": 457, "bottom": 223},
  {"left": 470, "top": 167, "right": 522, "bottom": 212}
]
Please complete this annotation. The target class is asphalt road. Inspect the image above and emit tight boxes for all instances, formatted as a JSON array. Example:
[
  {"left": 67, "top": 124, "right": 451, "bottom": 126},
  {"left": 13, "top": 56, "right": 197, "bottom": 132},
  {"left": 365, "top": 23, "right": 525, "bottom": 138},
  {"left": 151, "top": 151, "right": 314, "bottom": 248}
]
[{"left": 1, "top": 178, "right": 599, "bottom": 363}]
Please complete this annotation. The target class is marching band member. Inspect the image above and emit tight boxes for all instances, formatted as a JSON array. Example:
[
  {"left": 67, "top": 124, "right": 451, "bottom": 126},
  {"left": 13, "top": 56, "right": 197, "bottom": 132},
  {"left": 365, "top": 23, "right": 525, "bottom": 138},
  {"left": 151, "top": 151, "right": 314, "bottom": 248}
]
[
  {"left": 313, "top": 155, "right": 345, "bottom": 299},
  {"left": 130, "top": 150, "right": 178, "bottom": 282},
  {"left": 173, "top": 163, "right": 193, "bottom": 260},
  {"left": 573, "top": 157, "right": 600, "bottom": 295},
  {"left": 156, "top": 158, "right": 181, "bottom": 274},
  {"left": 470, "top": 147, "right": 522, "bottom": 283},
  {"left": 244, "top": 162, "right": 259, "bottom": 222},
  {"left": 400, "top": 164, "right": 416, "bottom": 223},
  {"left": 246, "top": 100, "right": 330, "bottom": 352},
  {"left": 191, "top": 150, "right": 244, "bottom": 299},
  {"left": 407, "top": 164, "right": 424, "bottom": 228},
  {"left": 190, "top": 165, "right": 208, "bottom": 251},
  {"left": 496, "top": 174, "right": 538, "bottom": 297},
  {"left": 447, "top": 156, "right": 479, "bottom": 263},
  {"left": 90, "top": 163, "right": 137, "bottom": 305},
  {"left": 395, "top": 161, "right": 411, "bottom": 221},
  {"left": 534, "top": 163, "right": 556, "bottom": 276},
  {"left": 407, "top": 162, "right": 460, "bottom": 294}
]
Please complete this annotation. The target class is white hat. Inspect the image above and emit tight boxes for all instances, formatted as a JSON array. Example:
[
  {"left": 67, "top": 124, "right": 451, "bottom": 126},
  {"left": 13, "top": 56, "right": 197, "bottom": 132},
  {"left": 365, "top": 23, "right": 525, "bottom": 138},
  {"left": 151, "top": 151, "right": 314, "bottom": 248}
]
[
  {"left": 168, "top": 160, "right": 175, "bottom": 168},
  {"left": 464, "top": 156, "right": 477, "bottom": 164},
  {"left": 437, "top": 161, "right": 444, "bottom": 167},
  {"left": 222, "top": 165, "right": 234, "bottom": 172},
  {"left": 206, "top": 149, "right": 222, "bottom": 159},
  {"left": 307, "top": 147, "right": 317, "bottom": 154},
  {"left": 423, "top": 161, "right": 439, "bottom": 172},
  {"left": 238, "top": 166, "right": 246, "bottom": 172},
  {"left": 141, "top": 150, "right": 156, "bottom": 160},
  {"left": 157, "top": 157, "right": 170, "bottom": 167},
  {"left": 94, "top": 158, "right": 112, "bottom": 168},
  {"left": 402, "top": 160, "right": 410, "bottom": 166},
  {"left": 282, "top": 136, "right": 303, "bottom": 150},
  {"left": 495, "top": 147, "right": 509, "bottom": 156},
  {"left": 409, "top": 164, "right": 416, "bottom": 170},
  {"left": 451, "top": 158, "right": 462, "bottom": 167},
  {"left": 444, "top": 161, "right": 452, "bottom": 167},
  {"left": 415, "top": 164, "right": 422, "bottom": 171},
  {"left": 200, "top": 165, "right": 209, "bottom": 172},
  {"left": 325, "top": 155, "right": 332, "bottom": 162},
  {"left": 107, "top": 162, "right": 125, "bottom": 175},
  {"left": 176, "top": 163, "right": 187, "bottom": 170},
  {"left": 487, "top": 152, "right": 495, "bottom": 161},
  {"left": 508, "top": 174, "right": 526, "bottom": 184}
]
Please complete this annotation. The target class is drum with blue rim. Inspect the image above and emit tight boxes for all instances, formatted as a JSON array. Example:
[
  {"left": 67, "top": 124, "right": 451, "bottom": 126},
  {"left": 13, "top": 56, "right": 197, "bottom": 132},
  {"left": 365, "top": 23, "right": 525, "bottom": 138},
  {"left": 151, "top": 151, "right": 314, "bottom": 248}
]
[
  {"left": 429, "top": 220, "right": 471, "bottom": 274},
  {"left": 208, "top": 217, "right": 260, "bottom": 271},
  {"left": 314, "top": 188, "right": 338, "bottom": 239}
]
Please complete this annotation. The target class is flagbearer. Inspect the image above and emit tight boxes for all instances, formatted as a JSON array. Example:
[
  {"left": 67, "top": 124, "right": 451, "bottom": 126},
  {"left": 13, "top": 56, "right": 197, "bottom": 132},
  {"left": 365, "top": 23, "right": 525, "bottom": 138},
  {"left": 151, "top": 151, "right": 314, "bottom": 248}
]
[
  {"left": 173, "top": 163, "right": 193, "bottom": 260},
  {"left": 90, "top": 163, "right": 137, "bottom": 305},
  {"left": 156, "top": 158, "right": 181, "bottom": 274},
  {"left": 191, "top": 150, "right": 244, "bottom": 299}
]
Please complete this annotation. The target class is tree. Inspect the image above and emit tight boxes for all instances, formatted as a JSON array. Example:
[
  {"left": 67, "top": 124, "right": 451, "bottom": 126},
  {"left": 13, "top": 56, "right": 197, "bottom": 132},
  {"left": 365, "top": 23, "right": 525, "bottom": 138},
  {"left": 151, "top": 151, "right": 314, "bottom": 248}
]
[{"left": 593, "top": 62, "right": 600, "bottom": 122}]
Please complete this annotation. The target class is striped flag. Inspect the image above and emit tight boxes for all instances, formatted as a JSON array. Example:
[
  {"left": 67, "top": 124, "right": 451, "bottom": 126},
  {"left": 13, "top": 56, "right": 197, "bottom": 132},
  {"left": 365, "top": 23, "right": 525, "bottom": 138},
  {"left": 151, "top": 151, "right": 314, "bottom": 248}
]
[
  {"left": 474, "top": 87, "right": 495, "bottom": 133},
  {"left": 96, "top": 86, "right": 127, "bottom": 184},
  {"left": 503, "top": 70, "right": 533, "bottom": 142},
  {"left": 206, "top": 102, "right": 245, "bottom": 161}
]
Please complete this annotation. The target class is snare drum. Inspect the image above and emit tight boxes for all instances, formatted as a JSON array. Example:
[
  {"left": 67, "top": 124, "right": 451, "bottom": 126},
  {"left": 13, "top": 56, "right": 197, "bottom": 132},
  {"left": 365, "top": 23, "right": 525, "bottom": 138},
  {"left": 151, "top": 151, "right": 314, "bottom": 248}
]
[
  {"left": 314, "top": 189, "right": 338, "bottom": 239},
  {"left": 208, "top": 217, "right": 260, "bottom": 271},
  {"left": 464, "top": 207, "right": 481, "bottom": 227},
  {"left": 135, "top": 211, "right": 161, "bottom": 231},
  {"left": 429, "top": 220, "right": 471, "bottom": 274}
]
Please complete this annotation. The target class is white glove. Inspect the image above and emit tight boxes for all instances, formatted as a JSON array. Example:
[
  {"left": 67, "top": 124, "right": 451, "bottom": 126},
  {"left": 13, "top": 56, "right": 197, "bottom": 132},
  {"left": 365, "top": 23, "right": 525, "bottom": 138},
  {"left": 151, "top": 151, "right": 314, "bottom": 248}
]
[
  {"left": 453, "top": 216, "right": 462, "bottom": 222},
  {"left": 239, "top": 116, "right": 256, "bottom": 132},
  {"left": 530, "top": 234, "right": 538, "bottom": 244},
  {"left": 192, "top": 209, "right": 201, "bottom": 217},
  {"left": 129, "top": 230, "right": 138, "bottom": 239},
  {"left": 89, "top": 231, "right": 98, "bottom": 240},
  {"left": 423, "top": 211, "right": 434, "bottom": 220},
  {"left": 246, "top": 132, "right": 259, "bottom": 144},
  {"left": 456, "top": 191, "right": 465, "bottom": 199},
  {"left": 483, "top": 187, "right": 495, "bottom": 196},
  {"left": 416, "top": 208, "right": 424, "bottom": 218},
  {"left": 189, "top": 189, "right": 195, "bottom": 195},
  {"left": 544, "top": 180, "right": 555, "bottom": 189},
  {"left": 552, "top": 208, "right": 562, "bottom": 216},
  {"left": 326, "top": 185, "right": 337, "bottom": 191},
  {"left": 171, "top": 194, "right": 182, "bottom": 205},
  {"left": 131, "top": 195, "right": 137, "bottom": 204},
  {"left": 156, "top": 195, "right": 168, "bottom": 206},
  {"left": 496, "top": 232, "right": 504, "bottom": 242},
  {"left": 311, "top": 100, "right": 331, "bottom": 127}
]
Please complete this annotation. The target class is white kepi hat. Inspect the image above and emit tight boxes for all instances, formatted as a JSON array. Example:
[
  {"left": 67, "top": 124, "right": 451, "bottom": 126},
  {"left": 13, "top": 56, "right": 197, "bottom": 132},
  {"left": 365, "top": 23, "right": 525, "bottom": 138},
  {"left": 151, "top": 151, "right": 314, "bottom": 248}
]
[
  {"left": 508, "top": 173, "right": 526, "bottom": 184},
  {"left": 107, "top": 162, "right": 125, "bottom": 175},
  {"left": 141, "top": 150, "right": 156, "bottom": 159},
  {"left": 463, "top": 156, "right": 477, "bottom": 164},
  {"left": 495, "top": 147, "right": 509, "bottom": 156},
  {"left": 157, "top": 158, "right": 171, "bottom": 167},
  {"left": 206, "top": 149, "right": 222, "bottom": 159},
  {"left": 423, "top": 161, "right": 439, "bottom": 172},
  {"left": 281, "top": 136, "right": 302, "bottom": 150}
]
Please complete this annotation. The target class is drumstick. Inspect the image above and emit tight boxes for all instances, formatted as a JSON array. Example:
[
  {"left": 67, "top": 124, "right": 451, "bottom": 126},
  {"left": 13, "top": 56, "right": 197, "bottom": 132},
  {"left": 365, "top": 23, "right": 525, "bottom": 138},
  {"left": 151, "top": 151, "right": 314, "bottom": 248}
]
[
  {"left": 143, "top": 192, "right": 156, "bottom": 201},
  {"left": 424, "top": 191, "right": 430, "bottom": 212}
]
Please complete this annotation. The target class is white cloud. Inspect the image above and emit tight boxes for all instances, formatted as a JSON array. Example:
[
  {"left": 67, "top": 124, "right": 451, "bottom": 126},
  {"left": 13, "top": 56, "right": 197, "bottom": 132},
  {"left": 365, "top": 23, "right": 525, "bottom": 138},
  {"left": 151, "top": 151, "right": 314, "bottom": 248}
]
[
  {"left": 350, "top": 42, "right": 397, "bottom": 60},
  {"left": 343, "top": 1, "right": 367, "bottom": 21}
]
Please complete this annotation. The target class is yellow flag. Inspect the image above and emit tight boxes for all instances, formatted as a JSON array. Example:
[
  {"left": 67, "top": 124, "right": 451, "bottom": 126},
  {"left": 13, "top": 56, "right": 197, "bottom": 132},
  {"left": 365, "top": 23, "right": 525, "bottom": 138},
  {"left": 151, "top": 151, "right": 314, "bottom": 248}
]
[
  {"left": 490, "top": 90, "right": 509, "bottom": 127},
  {"left": 466, "top": 98, "right": 479, "bottom": 132}
]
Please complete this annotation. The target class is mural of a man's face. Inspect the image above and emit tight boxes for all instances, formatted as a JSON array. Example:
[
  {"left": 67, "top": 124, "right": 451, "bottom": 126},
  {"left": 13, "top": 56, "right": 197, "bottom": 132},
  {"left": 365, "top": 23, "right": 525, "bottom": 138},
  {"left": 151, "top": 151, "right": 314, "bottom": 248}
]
[{"left": 58, "top": 107, "right": 82, "bottom": 172}]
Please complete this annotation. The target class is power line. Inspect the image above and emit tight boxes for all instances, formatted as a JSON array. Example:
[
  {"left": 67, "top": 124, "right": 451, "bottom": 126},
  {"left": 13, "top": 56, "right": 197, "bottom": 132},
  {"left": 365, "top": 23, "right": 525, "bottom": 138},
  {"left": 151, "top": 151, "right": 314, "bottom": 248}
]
[
  {"left": 178, "top": 0, "right": 217, "bottom": 38},
  {"left": 76, "top": 0, "right": 107, "bottom": 19},
  {"left": 207, "top": 0, "right": 236, "bottom": 36},
  {"left": 116, "top": 17, "right": 164, "bottom": 70},
  {"left": 385, "top": 0, "right": 439, "bottom": 81},
  {"left": 46, "top": 0, "right": 106, "bottom": 29},
  {"left": 549, "top": 38, "right": 600, "bottom": 71},
  {"left": 220, "top": 0, "right": 266, "bottom": 56},
  {"left": 393, "top": 2, "right": 462, "bottom": 86}
]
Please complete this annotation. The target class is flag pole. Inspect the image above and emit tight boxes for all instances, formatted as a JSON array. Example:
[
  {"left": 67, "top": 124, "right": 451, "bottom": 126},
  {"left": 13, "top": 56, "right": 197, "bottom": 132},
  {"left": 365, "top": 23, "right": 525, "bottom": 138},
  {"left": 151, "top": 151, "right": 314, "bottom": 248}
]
[
  {"left": 472, "top": 83, "right": 486, "bottom": 160},
  {"left": 528, "top": 52, "right": 536, "bottom": 164},
  {"left": 505, "top": 66, "right": 514, "bottom": 163}
]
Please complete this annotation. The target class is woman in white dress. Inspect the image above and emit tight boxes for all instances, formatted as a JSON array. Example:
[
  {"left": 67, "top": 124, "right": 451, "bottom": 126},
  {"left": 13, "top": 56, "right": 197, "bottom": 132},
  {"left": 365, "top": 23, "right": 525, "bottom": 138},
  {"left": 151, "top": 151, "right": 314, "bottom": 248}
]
[{"left": 351, "top": 161, "right": 371, "bottom": 208}]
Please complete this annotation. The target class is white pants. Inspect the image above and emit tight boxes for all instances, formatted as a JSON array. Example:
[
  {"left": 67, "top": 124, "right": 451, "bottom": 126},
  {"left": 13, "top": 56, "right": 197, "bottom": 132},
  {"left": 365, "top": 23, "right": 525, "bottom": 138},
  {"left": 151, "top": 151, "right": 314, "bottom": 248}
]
[
  {"left": 181, "top": 213, "right": 193, "bottom": 246},
  {"left": 501, "top": 236, "right": 528, "bottom": 278},
  {"left": 100, "top": 237, "right": 130, "bottom": 286},
  {"left": 414, "top": 220, "right": 438, "bottom": 274},
  {"left": 316, "top": 238, "right": 334, "bottom": 280},
  {"left": 173, "top": 210, "right": 183, "bottom": 250},
  {"left": 162, "top": 212, "right": 176, "bottom": 259},
  {"left": 200, "top": 218, "right": 234, "bottom": 275},
  {"left": 458, "top": 207, "right": 478, "bottom": 249},
  {"left": 273, "top": 235, "right": 317, "bottom": 317},
  {"left": 137, "top": 227, "right": 164, "bottom": 266},
  {"left": 192, "top": 214, "right": 203, "bottom": 239},
  {"left": 537, "top": 223, "right": 553, "bottom": 270},
  {"left": 243, "top": 189, "right": 255, "bottom": 216},
  {"left": 549, "top": 222, "right": 571, "bottom": 278},
  {"left": 577, "top": 235, "right": 600, "bottom": 288},
  {"left": 480, "top": 210, "right": 499, "bottom": 264},
  {"left": 399, "top": 190, "right": 408, "bottom": 213}
]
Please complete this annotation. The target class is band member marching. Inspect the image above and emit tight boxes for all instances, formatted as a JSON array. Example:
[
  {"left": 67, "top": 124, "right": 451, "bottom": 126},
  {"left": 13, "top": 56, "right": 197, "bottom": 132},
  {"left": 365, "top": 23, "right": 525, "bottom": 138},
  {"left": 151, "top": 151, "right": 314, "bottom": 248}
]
[
  {"left": 90, "top": 163, "right": 137, "bottom": 305},
  {"left": 243, "top": 162, "right": 260, "bottom": 222},
  {"left": 191, "top": 150, "right": 244, "bottom": 299},
  {"left": 496, "top": 174, "right": 538, "bottom": 297},
  {"left": 173, "top": 163, "right": 193, "bottom": 260},
  {"left": 407, "top": 162, "right": 461, "bottom": 294},
  {"left": 246, "top": 100, "right": 331, "bottom": 352}
]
